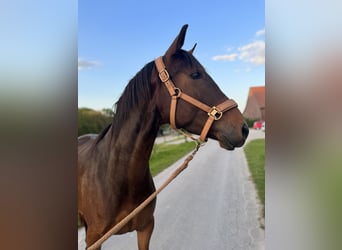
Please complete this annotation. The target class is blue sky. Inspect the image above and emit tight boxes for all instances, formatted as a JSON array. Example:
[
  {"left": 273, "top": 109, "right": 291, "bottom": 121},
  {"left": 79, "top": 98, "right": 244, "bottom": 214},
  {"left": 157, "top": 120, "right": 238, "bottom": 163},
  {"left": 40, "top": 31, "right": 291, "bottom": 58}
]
[{"left": 78, "top": 0, "right": 265, "bottom": 112}]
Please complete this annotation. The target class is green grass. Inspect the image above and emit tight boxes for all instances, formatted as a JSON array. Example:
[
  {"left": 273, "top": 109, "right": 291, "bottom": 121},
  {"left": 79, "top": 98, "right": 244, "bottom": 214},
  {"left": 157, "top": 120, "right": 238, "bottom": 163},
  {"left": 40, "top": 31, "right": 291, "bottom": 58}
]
[
  {"left": 149, "top": 141, "right": 196, "bottom": 176},
  {"left": 244, "top": 139, "right": 265, "bottom": 218}
]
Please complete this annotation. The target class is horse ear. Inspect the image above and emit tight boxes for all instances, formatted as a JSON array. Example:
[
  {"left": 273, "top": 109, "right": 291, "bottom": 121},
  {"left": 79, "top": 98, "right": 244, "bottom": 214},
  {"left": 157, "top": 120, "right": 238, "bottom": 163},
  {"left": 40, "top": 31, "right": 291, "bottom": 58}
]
[
  {"left": 164, "top": 24, "right": 188, "bottom": 61},
  {"left": 188, "top": 43, "right": 197, "bottom": 54}
]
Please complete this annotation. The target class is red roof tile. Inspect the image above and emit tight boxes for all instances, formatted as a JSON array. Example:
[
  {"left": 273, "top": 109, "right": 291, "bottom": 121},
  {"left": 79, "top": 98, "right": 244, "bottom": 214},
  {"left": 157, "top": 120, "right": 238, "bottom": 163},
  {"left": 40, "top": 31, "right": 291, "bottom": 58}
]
[{"left": 248, "top": 86, "right": 265, "bottom": 108}]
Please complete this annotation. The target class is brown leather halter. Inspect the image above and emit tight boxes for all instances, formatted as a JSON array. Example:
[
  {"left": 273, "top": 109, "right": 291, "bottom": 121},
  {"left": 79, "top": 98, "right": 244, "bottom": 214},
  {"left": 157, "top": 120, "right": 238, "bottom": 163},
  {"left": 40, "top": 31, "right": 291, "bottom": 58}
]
[{"left": 155, "top": 56, "right": 238, "bottom": 142}]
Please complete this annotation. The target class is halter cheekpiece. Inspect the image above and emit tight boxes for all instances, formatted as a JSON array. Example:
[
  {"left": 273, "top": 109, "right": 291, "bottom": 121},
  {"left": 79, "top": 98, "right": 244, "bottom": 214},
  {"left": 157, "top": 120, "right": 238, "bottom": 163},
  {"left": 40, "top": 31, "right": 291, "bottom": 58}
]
[{"left": 155, "top": 56, "right": 238, "bottom": 142}]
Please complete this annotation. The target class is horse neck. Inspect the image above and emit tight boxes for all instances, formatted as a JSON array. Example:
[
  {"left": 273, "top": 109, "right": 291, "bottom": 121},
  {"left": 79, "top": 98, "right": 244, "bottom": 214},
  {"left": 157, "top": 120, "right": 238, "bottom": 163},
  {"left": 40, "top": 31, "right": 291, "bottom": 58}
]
[{"left": 108, "top": 104, "right": 160, "bottom": 182}]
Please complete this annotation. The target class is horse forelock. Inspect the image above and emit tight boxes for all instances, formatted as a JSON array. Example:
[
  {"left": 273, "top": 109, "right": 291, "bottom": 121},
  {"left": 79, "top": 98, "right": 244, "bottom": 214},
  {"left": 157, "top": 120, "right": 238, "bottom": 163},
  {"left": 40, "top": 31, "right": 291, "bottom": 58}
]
[{"left": 172, "top": 49, "right": 198, "bottom": 69}]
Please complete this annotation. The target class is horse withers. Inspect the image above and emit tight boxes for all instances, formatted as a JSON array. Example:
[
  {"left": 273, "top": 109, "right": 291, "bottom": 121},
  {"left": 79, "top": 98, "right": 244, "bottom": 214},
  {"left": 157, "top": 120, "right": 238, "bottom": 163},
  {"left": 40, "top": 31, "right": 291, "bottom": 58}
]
[{"left": 78, "top": 24, "right": 249, "bottom": 250}]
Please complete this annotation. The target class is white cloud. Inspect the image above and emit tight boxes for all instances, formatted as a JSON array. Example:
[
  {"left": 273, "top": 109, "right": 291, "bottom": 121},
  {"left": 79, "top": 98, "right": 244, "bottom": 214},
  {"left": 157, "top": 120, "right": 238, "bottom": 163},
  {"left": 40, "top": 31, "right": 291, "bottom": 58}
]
[
  {"left": 238, "top": 40, "right": 265, "bottom": 65},
  {"left": 212, "top": 28, "right": 265, "bottom": 66},
  {"left": 78, "top": 58, "right": 101, "bottom": 71},
  {"left": 212, "top": 53, "right": 239, "bottom": 61},
  {"left": 255, "top": 28, "right": 265, "bottom": 37},
  {"left": 212, "top": 40, "right": 265, "bottom": 65}
]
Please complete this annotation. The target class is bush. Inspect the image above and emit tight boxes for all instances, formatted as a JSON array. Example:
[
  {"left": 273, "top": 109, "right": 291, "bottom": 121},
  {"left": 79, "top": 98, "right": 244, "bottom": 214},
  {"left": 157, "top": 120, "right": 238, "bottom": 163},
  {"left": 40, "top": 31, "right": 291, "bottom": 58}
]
[{"left": 244, "top": 117, "right": 258, "bottom": 128}]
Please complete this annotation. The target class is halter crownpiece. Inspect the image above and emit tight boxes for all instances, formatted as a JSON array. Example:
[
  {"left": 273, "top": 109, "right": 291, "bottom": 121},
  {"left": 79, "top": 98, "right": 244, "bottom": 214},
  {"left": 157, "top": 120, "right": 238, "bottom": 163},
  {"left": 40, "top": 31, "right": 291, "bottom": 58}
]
[{"left": 155, "top": 56, "right": 238, "bottom": 142}]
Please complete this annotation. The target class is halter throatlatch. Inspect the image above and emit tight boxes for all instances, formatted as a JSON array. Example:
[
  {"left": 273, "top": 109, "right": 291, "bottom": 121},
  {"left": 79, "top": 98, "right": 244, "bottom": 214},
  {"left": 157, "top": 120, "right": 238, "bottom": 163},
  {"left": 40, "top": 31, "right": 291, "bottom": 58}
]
[{"left": 155, "top": 56, "right": 238, "bottom": 142}]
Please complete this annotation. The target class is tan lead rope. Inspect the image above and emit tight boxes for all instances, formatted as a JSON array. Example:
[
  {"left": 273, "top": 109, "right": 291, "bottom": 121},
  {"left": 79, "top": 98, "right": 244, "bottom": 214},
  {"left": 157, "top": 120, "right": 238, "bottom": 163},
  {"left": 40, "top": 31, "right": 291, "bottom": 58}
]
[{"left": 87, "top": 140, "right": 203, "bottom": 250}]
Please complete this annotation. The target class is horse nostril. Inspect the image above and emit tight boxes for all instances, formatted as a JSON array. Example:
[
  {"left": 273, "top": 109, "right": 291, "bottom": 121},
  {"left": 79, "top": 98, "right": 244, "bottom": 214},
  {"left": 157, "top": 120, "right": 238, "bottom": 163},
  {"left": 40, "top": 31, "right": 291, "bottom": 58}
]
[{"left": 242, "top": 123, "right": 249, "bottom": 139}]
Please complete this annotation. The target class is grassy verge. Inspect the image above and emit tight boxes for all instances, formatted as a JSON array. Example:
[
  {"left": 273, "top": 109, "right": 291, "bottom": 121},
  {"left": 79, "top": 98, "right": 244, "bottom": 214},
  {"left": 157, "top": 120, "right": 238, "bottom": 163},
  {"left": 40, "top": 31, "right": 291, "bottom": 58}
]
[
  {"left": 149, "top": 141, "right": 196, "bottom": 176},
  {"left": 244, "top": 139, "right": 265, "bottom": 218}
]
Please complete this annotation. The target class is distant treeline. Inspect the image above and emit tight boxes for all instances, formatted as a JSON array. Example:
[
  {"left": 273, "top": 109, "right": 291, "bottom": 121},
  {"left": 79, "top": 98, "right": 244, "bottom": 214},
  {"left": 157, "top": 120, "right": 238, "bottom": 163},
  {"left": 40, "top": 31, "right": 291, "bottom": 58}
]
[
  {"left": 78, "top": 107, "right": 176, "bottom": 137},
  {"left": 78, "top": 108, "right": 114, "bottom": 136}
]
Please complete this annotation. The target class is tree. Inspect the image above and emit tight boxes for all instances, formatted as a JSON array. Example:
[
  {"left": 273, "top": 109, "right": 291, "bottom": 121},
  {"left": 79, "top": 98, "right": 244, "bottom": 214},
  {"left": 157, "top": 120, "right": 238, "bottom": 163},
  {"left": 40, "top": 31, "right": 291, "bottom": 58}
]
[
  {"left": 78, "top": 108, "right": 113, "bottom": 136},
  {"left": 101, "top": 108, "right": 115, "bottom": 117}
]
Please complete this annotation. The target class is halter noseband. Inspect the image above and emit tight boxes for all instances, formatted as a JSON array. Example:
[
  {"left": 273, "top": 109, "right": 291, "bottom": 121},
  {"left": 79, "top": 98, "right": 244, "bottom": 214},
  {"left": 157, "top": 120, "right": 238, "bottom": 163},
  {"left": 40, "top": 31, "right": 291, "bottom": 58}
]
[{"left": 155, "top": 56, "right": 238, "bottom": 142}]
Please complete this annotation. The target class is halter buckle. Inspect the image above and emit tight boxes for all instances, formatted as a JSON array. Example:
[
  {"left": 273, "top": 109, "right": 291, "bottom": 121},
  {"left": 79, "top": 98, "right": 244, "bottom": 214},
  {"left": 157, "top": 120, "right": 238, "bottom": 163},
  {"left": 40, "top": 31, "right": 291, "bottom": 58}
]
[
  {"left": 159, "top": 69, "right": 170, "bottom": 82},
  {"left": 208, "top": 106, "right": 223, "bottom": 120}
]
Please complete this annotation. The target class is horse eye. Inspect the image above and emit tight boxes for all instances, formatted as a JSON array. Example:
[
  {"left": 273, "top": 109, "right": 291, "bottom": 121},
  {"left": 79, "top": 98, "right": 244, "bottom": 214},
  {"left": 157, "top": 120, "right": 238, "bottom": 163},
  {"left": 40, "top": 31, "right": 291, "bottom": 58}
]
[{"left": 190, "top": 72, "right": 202, "bottom": 80}]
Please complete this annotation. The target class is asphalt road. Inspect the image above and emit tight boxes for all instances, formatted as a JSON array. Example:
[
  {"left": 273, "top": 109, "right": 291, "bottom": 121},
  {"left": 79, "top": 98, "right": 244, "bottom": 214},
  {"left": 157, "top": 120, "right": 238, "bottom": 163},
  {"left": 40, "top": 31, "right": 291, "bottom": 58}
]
[{"left": 79, "top": 130, "right": 265, "bottom": 250}]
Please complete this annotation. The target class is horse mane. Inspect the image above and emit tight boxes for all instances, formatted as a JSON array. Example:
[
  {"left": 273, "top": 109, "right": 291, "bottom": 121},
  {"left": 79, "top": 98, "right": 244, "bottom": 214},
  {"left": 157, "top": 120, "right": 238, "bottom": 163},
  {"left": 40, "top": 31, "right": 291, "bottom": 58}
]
[
  {"left": 94, "top": 123, "right": 112, "bottom": 145},
  {"left": 92, "top": 61, "right": 155, "bottom": 146},
  {"left": 93, "top": 51, "right": 196, "bottom": 145},
  {"left": 112, "top": 61, "right": 155, "bottom": 139}
]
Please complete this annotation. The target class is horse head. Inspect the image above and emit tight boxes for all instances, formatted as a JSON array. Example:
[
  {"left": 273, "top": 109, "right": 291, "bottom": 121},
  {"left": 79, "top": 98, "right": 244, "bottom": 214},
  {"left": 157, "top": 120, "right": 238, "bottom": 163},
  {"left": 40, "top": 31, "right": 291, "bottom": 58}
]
[{"left": 154, "top": 24, "right": 248, "bottom": 150}]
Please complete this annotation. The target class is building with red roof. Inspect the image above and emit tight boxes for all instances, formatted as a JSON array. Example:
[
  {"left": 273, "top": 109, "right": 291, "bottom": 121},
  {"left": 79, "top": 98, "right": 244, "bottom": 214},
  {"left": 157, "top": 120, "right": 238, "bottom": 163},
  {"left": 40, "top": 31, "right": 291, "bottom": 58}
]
[{"left": 243, "top": 86, "right": 265, "bottom": 121}]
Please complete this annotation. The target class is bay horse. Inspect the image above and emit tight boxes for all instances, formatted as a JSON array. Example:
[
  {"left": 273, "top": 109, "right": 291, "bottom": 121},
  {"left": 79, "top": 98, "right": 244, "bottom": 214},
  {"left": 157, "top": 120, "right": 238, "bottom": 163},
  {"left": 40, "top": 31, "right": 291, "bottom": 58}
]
[{"left": 78, "top": 24, "right": 249, "bottom": 250}]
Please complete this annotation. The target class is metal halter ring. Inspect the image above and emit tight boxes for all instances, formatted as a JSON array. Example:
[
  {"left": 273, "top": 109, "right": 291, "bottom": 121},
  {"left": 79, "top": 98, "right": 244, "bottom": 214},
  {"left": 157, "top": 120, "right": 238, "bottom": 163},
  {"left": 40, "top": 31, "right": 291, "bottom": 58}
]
[
  {"left": 173, "top": 88, "right": 182, "bottom": 97},
  {"left": 208, "top": 106, "right": 223, "bottom": 120}
]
